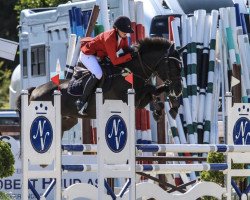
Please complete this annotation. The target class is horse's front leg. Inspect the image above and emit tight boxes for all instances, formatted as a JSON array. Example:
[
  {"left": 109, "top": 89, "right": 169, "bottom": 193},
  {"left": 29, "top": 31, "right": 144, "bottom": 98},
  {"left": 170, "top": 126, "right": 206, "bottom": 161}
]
[
  {"left": 153, "top": 84, "right": 170, "bottom": 96},
  {"left": 136, "top": 85, "right": 165, "bottom": 122},
  {"left": 136, "top": 84, "right": 156, "bottom": 108},
  {"left": 139, "top": 94, "right": 165, "bottom": 122},
  {"left": 151, "top": 96, "right": 165, "bottom": 122}
]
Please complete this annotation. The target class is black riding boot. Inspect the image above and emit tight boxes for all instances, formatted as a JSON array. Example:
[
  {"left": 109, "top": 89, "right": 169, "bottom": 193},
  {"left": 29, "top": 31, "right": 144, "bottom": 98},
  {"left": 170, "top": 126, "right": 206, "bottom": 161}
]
[{"left": 76, "top": 74, "right": 98, "bottom": 115}]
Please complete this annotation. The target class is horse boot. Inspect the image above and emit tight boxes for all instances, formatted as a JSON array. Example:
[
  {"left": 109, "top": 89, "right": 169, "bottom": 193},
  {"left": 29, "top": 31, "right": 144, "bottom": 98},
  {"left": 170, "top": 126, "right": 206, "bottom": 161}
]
[{"left": 76, "top": 74, "right": 98, "bottom": 115}]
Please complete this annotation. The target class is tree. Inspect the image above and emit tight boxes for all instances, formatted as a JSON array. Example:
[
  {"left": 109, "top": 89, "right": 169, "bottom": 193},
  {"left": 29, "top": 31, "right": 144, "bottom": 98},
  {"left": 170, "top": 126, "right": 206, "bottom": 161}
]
[
  {"left": 0, "top": 0, "right": 68, "bottom": 108},
  {"left": 0, "top": 0, "right": 19, "bottom": 108},
  {"left": 15, "top": 0, "right": 68, "bottom": 17}
]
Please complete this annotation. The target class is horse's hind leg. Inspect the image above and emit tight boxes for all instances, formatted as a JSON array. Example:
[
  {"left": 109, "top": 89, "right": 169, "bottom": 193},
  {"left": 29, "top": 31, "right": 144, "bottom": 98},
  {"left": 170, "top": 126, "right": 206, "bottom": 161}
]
[
  {"left": 62, "top": 117, "right": 78, "bottom": 132},
  {"left": 137, "top": 93, "right": 153, "bottom": 108}
]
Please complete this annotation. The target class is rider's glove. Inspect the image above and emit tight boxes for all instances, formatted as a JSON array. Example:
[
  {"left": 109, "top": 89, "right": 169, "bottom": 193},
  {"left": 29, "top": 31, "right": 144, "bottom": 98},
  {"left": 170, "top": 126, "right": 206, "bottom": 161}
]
[{"left": 130, "top": 51, "right": 137, "bottom": 59}]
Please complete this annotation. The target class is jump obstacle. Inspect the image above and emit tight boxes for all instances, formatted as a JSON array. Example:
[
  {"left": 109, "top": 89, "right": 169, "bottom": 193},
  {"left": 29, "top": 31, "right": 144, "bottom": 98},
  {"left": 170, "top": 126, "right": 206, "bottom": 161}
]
[{"left": 21, "top": 89, "right": 250, "bottom": 199}]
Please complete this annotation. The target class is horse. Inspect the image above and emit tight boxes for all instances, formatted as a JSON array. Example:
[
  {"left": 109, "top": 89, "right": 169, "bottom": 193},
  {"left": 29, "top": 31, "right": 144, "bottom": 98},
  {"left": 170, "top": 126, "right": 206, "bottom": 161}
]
[{"left": 16, "top": 37, "right": 183, "bottom": 132}]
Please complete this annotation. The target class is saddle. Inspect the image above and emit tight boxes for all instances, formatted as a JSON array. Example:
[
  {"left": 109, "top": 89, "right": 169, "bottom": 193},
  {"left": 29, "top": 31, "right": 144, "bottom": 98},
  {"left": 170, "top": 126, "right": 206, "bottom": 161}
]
[{"left": 67, "top": 59, "right": 122, "bottom": 97}]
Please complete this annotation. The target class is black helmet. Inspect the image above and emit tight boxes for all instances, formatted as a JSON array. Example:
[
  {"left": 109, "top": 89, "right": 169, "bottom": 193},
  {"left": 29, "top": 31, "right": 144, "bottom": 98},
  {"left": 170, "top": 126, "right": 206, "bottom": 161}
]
[{"left": 113, "top": 16, "right": 134, "bottom": 33}]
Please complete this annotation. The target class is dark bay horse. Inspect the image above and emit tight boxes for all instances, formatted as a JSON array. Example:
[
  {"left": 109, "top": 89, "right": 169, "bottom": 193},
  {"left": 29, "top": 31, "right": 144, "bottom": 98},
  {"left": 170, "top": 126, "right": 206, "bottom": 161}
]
[{"left": 17, "top": 37, "right": 183, "bottom": 131}]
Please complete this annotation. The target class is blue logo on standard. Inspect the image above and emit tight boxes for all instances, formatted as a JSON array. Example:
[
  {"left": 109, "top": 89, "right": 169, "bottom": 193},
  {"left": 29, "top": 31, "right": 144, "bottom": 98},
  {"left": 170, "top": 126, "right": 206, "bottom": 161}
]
[
  {"left": 233, "top": 117, "right": 250, "bottom": 145},
  {"left": 30, "top": 116, "right": 53, "bottom": 153},
  {"left": 105, "top": 115, "right": 127, "bottom": 153}
]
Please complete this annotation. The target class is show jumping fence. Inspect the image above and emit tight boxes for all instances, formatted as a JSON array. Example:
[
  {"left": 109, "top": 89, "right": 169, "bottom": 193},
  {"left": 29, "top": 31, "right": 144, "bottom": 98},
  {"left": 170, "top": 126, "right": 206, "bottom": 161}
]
[{"left": 21, "top": 89, "right": 250, "bottom": 200}]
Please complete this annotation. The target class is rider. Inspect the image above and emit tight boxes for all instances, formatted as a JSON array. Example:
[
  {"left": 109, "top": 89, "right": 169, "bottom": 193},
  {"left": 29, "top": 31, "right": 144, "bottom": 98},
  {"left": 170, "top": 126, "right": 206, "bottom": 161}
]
[{"left": 74, "top": 16, "right": 135, "bottom": 115}]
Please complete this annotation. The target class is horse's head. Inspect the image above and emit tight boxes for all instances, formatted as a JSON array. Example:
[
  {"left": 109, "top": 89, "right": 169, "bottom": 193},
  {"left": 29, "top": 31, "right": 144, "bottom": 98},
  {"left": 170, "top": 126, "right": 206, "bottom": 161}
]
[{"left": 137, "top": 37, "right": 183, "bottom": 98}]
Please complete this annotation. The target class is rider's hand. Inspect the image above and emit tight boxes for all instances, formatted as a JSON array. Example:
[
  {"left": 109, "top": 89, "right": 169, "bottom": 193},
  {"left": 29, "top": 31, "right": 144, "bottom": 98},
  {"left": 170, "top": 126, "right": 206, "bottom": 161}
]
[
  {"left": 124, "top": 46, "right": 134, "bottom": 53},
  {"left": 130, "top": 51, "right": 137, "bottom": 59}
]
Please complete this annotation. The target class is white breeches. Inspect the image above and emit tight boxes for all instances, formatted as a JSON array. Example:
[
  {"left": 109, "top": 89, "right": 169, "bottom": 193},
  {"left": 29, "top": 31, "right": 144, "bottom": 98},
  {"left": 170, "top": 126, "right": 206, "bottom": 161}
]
[{"left": 79, "top": 51, "right": 103, "bottom": 80}]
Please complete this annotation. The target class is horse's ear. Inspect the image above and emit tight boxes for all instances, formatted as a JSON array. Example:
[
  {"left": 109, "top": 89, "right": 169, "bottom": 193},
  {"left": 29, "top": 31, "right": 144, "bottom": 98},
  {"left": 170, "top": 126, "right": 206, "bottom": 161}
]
[{"left": 177, "top": 45, "right": 187, "bottom": 54}]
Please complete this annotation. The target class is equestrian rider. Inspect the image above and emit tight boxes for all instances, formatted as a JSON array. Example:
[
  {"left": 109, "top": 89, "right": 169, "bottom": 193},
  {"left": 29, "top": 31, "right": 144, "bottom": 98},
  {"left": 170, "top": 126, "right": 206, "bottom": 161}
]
[{"left": 75, "top": 16, "right": 135, "bottom": 115}]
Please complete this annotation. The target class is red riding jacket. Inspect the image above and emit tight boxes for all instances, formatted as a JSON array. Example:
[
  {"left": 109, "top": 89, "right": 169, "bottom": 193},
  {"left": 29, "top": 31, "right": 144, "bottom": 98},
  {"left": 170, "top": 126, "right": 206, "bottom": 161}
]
[{"left": 80, "top": 29, "right": 132, "bottom": 66}]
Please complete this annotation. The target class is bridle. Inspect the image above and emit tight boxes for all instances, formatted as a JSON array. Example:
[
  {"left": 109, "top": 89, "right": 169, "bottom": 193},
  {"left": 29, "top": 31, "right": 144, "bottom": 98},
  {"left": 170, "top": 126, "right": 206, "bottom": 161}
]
[{"left": 136, "top": 47, "right": 181, "bottom": 86}]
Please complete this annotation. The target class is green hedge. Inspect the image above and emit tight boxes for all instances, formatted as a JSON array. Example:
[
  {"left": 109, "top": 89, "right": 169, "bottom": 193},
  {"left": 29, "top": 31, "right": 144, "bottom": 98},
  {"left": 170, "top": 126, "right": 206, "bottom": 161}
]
[
  {"left": 0, "top": 192, "right": 13, "bottom": 200},
  {"left": 0, "top": 140, "right": 15, "bottom": 178},
  {"left": 201, "top": 152, "right": 245, "bottom": 200}
]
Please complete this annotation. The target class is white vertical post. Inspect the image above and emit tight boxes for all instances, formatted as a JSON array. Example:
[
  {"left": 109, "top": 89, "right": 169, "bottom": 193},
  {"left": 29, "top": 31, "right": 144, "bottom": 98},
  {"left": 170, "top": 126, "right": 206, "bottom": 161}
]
[
  {"left": 225, "top": 92, "right": 232, "bottom": 145},
  {"left": 54, "top": 90, "right": 62, "bottom": 200},
  {"left": 225, "top": 92, "right": 232, "bottom": 200},
  {"left": 127, "top": 89, "right": 136, "bottom": 199},
  {"left": 96, "top": 88, "right": 105, "bottom": 199},
  {"left": 21, "top": 90, "right": 29, "bottom": 200}
]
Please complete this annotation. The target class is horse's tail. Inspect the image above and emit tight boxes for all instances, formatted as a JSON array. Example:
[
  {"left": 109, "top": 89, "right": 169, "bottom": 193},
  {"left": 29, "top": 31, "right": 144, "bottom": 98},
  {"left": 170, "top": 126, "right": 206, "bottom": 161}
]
[{"left": 16, "top": 87, "right": 36, "bottom": 112}]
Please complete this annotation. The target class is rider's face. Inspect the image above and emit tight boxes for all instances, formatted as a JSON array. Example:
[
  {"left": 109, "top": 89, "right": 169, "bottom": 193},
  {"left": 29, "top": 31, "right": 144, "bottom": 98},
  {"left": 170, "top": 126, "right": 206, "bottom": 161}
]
[{"left": 117, "top": 29, "right": 127, "bottom": 38}]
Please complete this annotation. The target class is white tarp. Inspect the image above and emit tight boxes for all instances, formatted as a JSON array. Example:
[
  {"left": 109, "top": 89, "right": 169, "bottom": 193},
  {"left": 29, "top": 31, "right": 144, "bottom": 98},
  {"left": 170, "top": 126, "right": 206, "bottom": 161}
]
[{"left": 0, "top": 38, "right": 18, "bottom": 61}]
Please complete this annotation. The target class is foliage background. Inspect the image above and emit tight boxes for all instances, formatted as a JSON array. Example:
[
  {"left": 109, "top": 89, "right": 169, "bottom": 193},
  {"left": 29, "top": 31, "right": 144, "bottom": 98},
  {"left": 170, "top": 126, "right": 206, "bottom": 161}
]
[{"left": 0, "top": 0, "right": 67, "bottom": 108}]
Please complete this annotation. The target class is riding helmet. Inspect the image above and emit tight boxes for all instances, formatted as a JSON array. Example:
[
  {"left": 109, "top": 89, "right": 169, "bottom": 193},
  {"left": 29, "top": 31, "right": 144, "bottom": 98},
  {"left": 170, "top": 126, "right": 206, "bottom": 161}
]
[{"left": 113, "top": 16, "right": 134, "bottom": 33}]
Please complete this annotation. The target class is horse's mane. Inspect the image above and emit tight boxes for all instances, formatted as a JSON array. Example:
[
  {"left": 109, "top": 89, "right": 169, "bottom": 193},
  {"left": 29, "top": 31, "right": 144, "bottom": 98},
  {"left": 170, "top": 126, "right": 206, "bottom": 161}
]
[{"left": 137, "top": 37, "right": 171, "bottom": 54}]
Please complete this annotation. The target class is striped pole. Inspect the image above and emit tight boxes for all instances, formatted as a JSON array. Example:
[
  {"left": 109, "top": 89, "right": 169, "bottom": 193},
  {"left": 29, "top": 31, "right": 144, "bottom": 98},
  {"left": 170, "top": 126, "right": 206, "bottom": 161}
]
[
  {"left": 135, "top": 1, "right": 145, "bottom": 41},
  {"left": 170, "top": 17, "right": 197, "bottom": 181},
  {"left": 218, "top": 18, "right": 228, "bottom": 140},
  {"left": 231, "top": 5, "right": 245, "bottom": 103},
  {"left": 65, "top": 34, "right": 76, "bottom": 79},
  {"left": 122, "top": 0, "right": 129, "bottom": 17},
  {"left": 222, "top": 7, "right": 241, "bottom": 103},
  {"left": 186, "top": 16, "right": 198, "bottom": 144},
  {"left": 62, "top": 143, "right": 250, "bottom": 154},
  {"left": 82, "top": 10, "right": 90, "bottom": 37},
  {"left": 168, "top": 16, "right": 175, "bottom": 42},
  {"left": 129, "top": 0, "right": 137, "bottom": 44},
  {"left": 62, "top": 144, "right": 97, "bottom": 152},
  {"left": 194, "top": 9, "right": 206, "bottom": 100},
  {"left": 238, "top": 13, "right": 250, "bottom": 102},
  {"left": 62, "top": 163, "right": 228, "bottom": 174},
  {"left": 210, "top": 56, "right": 221, "bottom": 144},
  {"left": 181, "top": 15, "right": 195, "bottom": 144},
  {"left": 219, "top": 8, "right": 230, "bottom": 94},
  {"left": 65, "top": 36, "right": 81, "bottom": 79},
  {"left": 197, "top": 14, "right": 210, "bottom": 144},
  {"left": 165, "top": 99, "right": 197, "bottom": 181},
  {"left": 122, "top": 0, "right": 130, "bottom": 43},
  {"left": 203, "top": 10, "right": 219, "bottom": 144},
  {"left": 74, "top": 8, "right": 84, "bottom": 37},
  {"left": 137, "top": 144, "right": 250, "bottom": 153}
]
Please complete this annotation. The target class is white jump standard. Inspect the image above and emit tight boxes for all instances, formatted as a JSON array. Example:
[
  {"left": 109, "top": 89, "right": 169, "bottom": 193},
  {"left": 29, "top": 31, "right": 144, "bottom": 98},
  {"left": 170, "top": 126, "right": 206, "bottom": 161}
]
[{"left": 21, "top": 90, "right": 62, "bottom": 200}]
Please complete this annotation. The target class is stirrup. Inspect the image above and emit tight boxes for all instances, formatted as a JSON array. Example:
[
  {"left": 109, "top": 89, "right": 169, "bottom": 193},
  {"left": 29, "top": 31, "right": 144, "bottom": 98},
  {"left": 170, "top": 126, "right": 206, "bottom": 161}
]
[{"left": 78, "top": 102, "right": 88, "bottom": 115}]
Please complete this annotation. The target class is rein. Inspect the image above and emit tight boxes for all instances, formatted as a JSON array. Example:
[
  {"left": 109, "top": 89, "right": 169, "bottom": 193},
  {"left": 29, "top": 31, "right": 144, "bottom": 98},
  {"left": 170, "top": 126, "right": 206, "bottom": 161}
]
[
  {"left": 108, "top": 45, "right": 181, "bottom": 88},
  {"left": 136, "top": 49, "right": 176, "bottom": 86}
]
